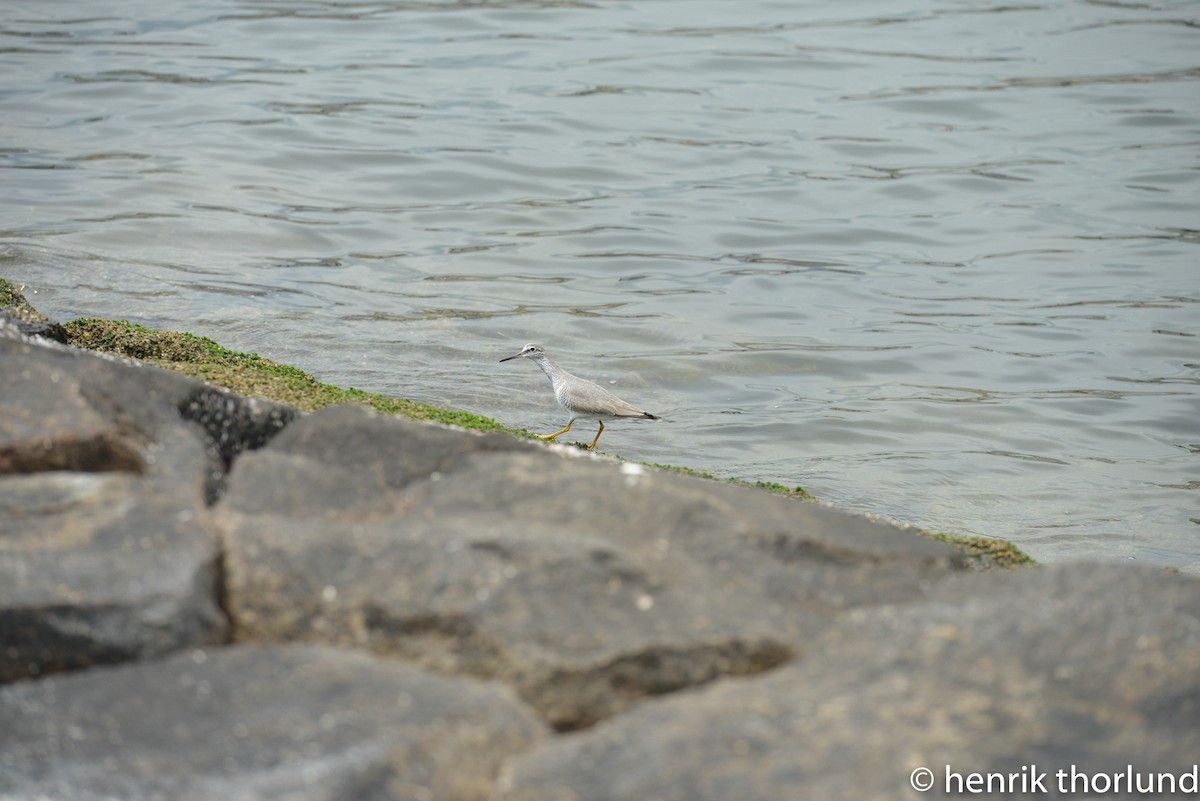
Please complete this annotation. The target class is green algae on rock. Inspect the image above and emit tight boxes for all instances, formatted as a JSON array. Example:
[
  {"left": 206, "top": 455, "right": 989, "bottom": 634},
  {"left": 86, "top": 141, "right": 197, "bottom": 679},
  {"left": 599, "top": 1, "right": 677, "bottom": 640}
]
[
  {"left": 63, "top": 317, "right": 512, "bottom": 435},
  {"left": 5, "top": 276, "right": 1032, "bottom": 569},
  {"left": 927, "top": 531, "right": 1037, "bottom": 571}
]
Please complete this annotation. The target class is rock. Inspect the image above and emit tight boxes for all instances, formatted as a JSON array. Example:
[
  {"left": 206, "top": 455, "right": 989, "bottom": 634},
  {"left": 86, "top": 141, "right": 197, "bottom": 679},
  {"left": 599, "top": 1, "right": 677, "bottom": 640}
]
[
  {"left": 496, "top": 563, "right": 1200, "bottom": 801},
  {"left": 7, "top": 286, "right": 1194, "bottom": 800},
  {"left": 176, "top": 383, "right": 297, "bottom": 501},
  {"left": 0, "top": 332, "right": 291, "bottom": 681},
  {"left": 0, "top": 644, "right": 546, "bottom": 801},
  {"left": 0, "top": 279, "right": 67, "bottom": 343},
  {"left": 0, "top": 471, "right": 227, "bottom": 682},
  {"left": 1, "top": 328, "right": 292, "bottom": 499},
  {"left": 218, "top": 404, "right": 965, "bottom": 730}
]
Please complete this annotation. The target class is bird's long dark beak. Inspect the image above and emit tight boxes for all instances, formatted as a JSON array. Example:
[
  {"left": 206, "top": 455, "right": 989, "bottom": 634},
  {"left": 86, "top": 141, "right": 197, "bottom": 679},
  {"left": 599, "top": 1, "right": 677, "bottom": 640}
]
[{"left": 499, "top": 350, "right": 523, "bottom": 363}]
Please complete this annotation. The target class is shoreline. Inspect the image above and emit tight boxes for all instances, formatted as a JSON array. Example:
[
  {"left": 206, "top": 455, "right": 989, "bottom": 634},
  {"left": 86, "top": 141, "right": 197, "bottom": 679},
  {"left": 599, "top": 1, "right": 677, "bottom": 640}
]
[
  {"left": 6, "top": 274, "right": 1199, "bottom": 801},
  {"left": 1, "top": 276, "right": 1032, "bottom": 570}
]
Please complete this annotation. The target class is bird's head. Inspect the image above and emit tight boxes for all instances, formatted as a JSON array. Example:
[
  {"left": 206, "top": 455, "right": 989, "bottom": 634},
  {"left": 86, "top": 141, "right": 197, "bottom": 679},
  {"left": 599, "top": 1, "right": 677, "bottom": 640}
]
[{"left": 500, "top": 343, "right": 545, "bottom": 363}]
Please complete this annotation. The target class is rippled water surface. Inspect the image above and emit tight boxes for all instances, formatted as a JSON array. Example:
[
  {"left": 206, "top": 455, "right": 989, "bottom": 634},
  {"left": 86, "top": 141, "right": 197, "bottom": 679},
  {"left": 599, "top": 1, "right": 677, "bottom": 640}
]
[{"left": 3, "top": 0, "right": 1197, "bottom": 570}]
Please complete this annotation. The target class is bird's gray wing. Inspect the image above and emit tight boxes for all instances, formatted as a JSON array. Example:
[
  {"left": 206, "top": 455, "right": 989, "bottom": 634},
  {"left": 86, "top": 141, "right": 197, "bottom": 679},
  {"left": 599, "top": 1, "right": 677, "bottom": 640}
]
[{"left": 569, "top": 379, "right": 651, "bottom": 418}]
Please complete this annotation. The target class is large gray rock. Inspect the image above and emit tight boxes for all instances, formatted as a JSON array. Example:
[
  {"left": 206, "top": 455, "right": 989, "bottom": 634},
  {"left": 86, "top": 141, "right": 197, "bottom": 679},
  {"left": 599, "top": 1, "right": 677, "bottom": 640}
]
[
  {"left": 219, "top": 404, "right": 965, "bottom": 730},
  {"left": 0, "top": 333, "right": 291, "bottom": 681},
  {"left": 0, "top": 644, "right": 546, "bottom": 801},
  {"left": 0, "top": 471, "right": 226, "bottom": 682},
  {"left": 0, "top": 333, "right": 210, "bottom": 487},
  {"left": 496, "top": 563, "right": 1200, "bottom": 801},
  {"left": 0, "top": 330, "right": 293, "bottom": 500}
]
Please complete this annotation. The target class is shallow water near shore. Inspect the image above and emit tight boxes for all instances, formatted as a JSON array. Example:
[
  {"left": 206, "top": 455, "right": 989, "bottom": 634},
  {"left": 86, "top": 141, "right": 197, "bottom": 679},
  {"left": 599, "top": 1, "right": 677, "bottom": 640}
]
[{"left": 2, "top": 0, "right": 1197, "bottom": 570}]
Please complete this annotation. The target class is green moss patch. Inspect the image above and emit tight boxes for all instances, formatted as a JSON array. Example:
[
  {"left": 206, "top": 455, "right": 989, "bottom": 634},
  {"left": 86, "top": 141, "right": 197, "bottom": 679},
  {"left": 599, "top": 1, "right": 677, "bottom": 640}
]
[
  {"left": 734, "top": 479, "right": 812, "bottom": 501},
  {"left": 0, "top": 277, "right": 24, "bottom": 308},
  {"left": 63, "top": 318, "right": 511, "bottom": 434},
  {"left": 927, "top": 532, "right": 1037, "bottom": 570},
  {"left": 1, "top": 278, "right": 44, "bottom": 318}
]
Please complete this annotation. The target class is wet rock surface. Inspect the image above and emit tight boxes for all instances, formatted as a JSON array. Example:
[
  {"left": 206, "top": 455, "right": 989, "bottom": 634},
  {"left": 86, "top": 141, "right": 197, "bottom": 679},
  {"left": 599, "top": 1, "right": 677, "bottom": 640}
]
[{"left": 3, "top": 310, "right": 1198, "bottom": 799}]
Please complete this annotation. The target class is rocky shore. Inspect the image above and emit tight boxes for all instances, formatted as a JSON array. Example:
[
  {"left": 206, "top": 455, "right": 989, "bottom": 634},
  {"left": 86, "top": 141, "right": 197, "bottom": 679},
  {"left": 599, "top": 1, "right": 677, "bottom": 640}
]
[{"left": 2, "top": 281, "right": 1198, "bottom": 800}]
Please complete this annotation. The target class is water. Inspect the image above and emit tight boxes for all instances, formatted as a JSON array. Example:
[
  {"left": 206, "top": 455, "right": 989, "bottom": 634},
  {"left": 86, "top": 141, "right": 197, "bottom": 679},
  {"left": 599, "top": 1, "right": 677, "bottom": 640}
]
[{"left": 2, "top": 0, "right": 1197, "bottom": 571}]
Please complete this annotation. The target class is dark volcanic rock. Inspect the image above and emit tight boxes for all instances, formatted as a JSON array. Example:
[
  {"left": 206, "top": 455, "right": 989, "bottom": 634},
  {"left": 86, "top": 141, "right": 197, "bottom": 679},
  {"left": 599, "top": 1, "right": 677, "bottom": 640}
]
[
  {"left": 1, "top": 332, "right": 291, "bottom": 681},
  {"left": 0, "top": 644, "right": 546, "bottom": 801},
  {"left": 218, "top": 404, "right": 965, "bottom": 729},
  {"left": 176, "top": 383, "right": 297, "bottom": 501},
  {"left": 496, "top": 564, "right": 1200, "bottom": 801}
]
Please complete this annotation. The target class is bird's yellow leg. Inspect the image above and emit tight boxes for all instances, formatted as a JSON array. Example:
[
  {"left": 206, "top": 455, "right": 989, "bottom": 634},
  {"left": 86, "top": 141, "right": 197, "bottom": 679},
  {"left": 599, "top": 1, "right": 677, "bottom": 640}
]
[
  {"left": 537, "top": 420, "right": 573, "bottom": 441},
  {"left": 587, "top": 420, "right": 605, "bottom": 451}
]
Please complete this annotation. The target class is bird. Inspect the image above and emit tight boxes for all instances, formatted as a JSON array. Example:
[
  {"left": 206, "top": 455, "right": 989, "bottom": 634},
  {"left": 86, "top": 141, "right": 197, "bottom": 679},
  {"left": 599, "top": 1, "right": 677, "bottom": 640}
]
[{"left": 499, "top": 343, "right": 661, "bottom": 450}]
